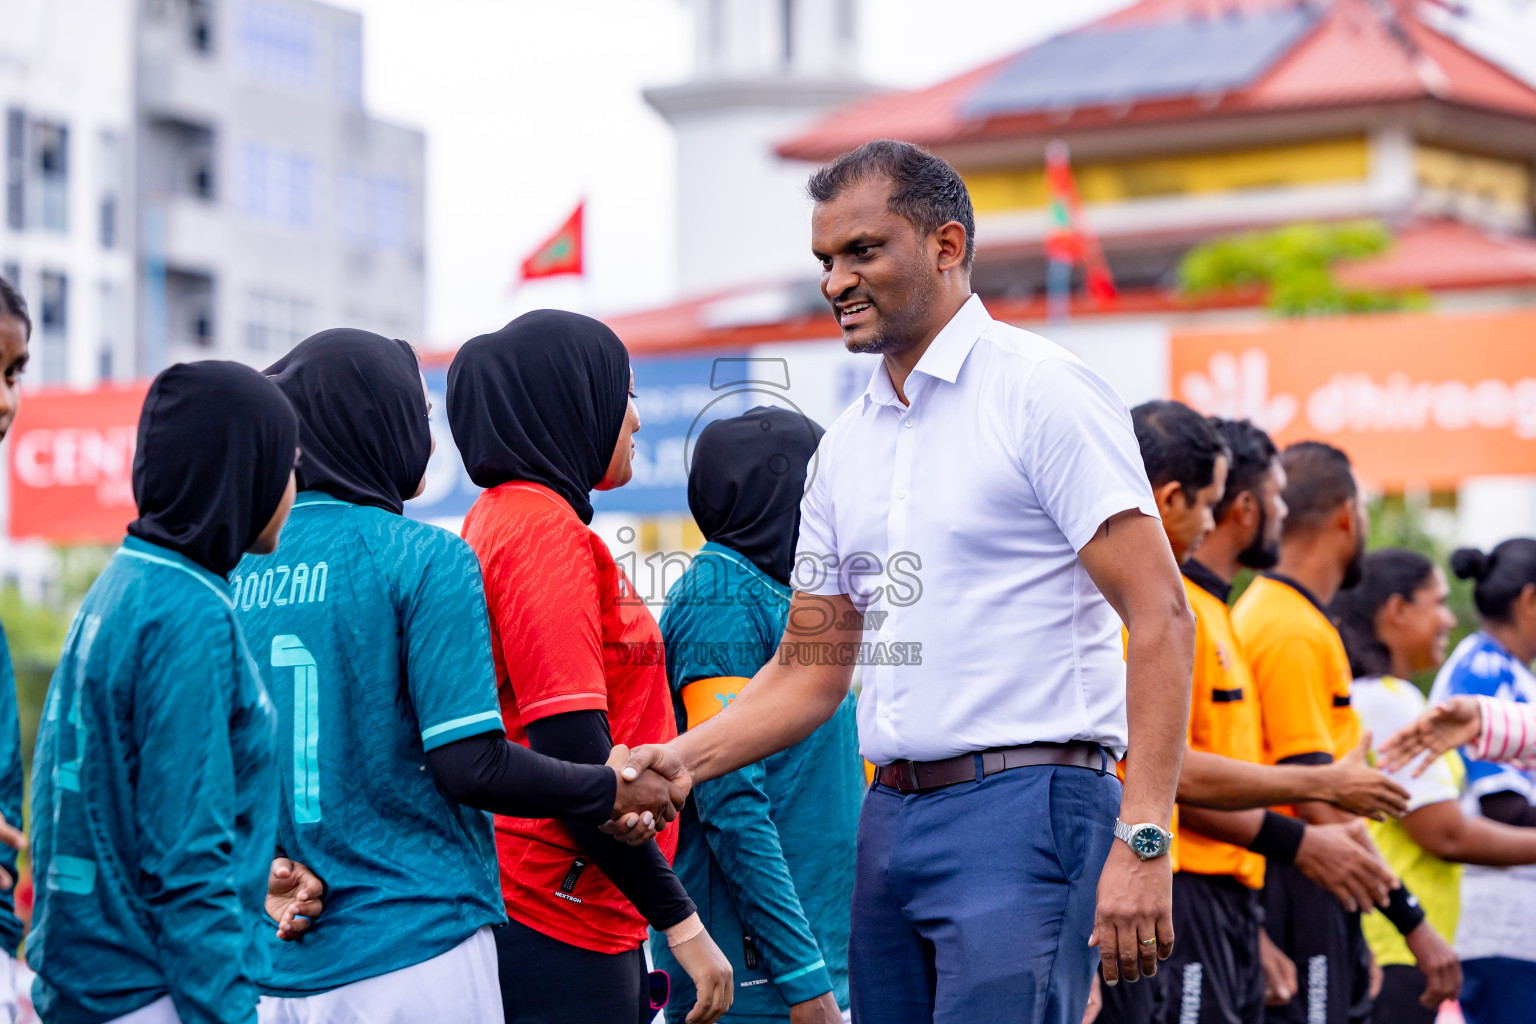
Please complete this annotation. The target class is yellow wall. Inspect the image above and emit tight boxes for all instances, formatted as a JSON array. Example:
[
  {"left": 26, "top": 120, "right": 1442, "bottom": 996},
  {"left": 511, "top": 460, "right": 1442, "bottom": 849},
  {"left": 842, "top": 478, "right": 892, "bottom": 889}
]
[
  {"left": 967, "top": 137, "right": 1371, "bottom": 213},
  {"left": 1414, "top": 145, "right": 1530, "bottom": 208}
]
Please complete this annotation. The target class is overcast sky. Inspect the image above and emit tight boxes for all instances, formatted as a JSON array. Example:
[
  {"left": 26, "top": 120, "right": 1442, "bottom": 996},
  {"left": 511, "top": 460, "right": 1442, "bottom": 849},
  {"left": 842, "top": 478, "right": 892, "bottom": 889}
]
[{"left": 334, "top": 0, "right": 1536, "bottom": 349}]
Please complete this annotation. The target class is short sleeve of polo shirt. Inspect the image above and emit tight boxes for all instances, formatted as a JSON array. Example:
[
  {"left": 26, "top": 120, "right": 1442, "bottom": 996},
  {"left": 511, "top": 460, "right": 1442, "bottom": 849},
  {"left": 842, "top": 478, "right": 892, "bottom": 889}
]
[
  {"left": 1016, "top": 356, "right": 1159, "bottom": 552},
  {"left": 401, "top": 530, "right": 507, "bottom": 751},
  {"left": 487, "top": 507, "right": 610, "bottom": 724},
  {"left": 793, "top": 432, "right": 843, "bottom": 597},
  {"left": 1251, "top": 632, "right": 1337, "bottom": 764}
]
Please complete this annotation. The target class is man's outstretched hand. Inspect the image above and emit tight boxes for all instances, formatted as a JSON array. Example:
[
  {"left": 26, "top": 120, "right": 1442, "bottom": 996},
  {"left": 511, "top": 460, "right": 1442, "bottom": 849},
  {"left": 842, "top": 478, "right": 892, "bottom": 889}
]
[
  {"left": 1090, "top": 841, "right": 1173, "bottom": 986},
  {"left": 1322, "top": 732, "right": 1409, "bottom": 820},
  {"left": 1378, "top": 698, "right": 1482, "bottom": 776},
  {"left": 268, "top": 857, "right": 325, "bottom": 941},
  {"left": 601, "top": 744, "right": 689, "bottom": 845}
]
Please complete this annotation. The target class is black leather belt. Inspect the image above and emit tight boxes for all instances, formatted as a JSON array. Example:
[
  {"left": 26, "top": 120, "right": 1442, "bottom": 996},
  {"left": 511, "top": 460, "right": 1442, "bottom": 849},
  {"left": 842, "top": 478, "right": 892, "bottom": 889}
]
[{"left": 875, "top": 741, "right": 1105, "bottom": 794}]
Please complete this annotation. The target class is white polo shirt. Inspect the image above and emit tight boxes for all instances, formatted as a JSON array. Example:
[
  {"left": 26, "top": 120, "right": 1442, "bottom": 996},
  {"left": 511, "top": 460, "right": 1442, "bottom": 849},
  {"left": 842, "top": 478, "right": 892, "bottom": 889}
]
[{"left": 793, "top": 294, "right": 1157, "bottom": 764}]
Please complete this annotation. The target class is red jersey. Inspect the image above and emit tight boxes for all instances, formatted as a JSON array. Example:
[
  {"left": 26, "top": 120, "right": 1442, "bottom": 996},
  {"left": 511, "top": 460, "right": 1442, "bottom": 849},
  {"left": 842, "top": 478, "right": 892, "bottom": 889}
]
[{"left": 462, "top": 481, "right": 678, "bottom": 954}]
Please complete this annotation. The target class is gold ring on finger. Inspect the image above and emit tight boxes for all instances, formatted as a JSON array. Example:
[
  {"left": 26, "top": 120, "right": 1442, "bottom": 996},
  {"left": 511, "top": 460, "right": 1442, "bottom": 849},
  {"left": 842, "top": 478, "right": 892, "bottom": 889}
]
[{"left": 1140, "top": 938, "right": 1157, "bottom": 946}]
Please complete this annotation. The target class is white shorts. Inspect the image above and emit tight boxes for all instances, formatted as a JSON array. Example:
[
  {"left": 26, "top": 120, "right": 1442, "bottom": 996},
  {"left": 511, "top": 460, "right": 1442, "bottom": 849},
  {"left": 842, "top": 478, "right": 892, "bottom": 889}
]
[
  {"left": 258, "top": 926, "right": 502, "bottom": 1024},
  {"left": 104, "top": 995, "right": 180, "bottom": 1024}
]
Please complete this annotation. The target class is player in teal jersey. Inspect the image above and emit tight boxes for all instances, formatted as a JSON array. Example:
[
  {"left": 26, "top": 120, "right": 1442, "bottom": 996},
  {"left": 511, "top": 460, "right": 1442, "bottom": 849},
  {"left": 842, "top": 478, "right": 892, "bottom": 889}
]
[
  {"left": 654, "top": 407, "right": 864, "bottom": 1024},
  {"left": 0, "top": 278, "right": 35, "bottom": 1020},
  {"left": 238, "top": 330, "right": 682, "bottom": 1024},
  {"left": 29, "top": 361, "right": 314, "bottom": 1024}
]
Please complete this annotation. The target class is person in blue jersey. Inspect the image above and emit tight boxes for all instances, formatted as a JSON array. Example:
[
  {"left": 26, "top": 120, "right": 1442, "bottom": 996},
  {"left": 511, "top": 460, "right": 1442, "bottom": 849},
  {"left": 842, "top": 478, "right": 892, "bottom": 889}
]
[
  {"left": 28, "top": 361, "right": 320, "bottom": 1024},
  {"left": 654, "top": 406, "right": 863, "bottom": 1024},
  {"left": 238, "top": 329, "right": 684, "bottom": 1024},
  {"left": 1426, "top": 540, "right": 1536, "bottom": 1024},
  {"left": 0, "top": 278, "right": 36, "bottom": 1023}
]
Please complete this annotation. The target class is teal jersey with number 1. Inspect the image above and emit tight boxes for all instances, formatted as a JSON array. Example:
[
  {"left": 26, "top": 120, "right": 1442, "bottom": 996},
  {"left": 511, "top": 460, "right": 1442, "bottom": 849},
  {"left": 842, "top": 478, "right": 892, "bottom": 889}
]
[
  {"left": 233, "top": 493, "right": 506, "bottom": 996},
  {"left": 28, "top": 536, "right": 278, "bottom": 1024}
]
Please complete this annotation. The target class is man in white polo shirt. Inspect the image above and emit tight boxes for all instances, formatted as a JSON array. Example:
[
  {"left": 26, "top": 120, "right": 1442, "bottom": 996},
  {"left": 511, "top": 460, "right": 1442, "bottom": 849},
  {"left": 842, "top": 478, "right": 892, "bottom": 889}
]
[{"left": 622, "top": 139, "right": 1194, "bottom": 1024}]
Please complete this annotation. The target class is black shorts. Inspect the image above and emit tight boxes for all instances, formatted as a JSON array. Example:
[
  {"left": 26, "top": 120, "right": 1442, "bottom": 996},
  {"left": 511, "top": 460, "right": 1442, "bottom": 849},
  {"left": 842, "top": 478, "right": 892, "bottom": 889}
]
[
  {"left": 1261, "top": 862, "right": 1371, "bottom": 1024},
  {"left": 1156, "top": 871, "right": 1265, "bottom": 1024},
  {"left": 1372, "top": 964, "right": 1435, "bottom": 1024},
  {"left": 494, "top": 916, "right": 652, "bottom": 1024},
  {"left": 1096, "top": 963, "right": 1165, "bottom": 1024}
]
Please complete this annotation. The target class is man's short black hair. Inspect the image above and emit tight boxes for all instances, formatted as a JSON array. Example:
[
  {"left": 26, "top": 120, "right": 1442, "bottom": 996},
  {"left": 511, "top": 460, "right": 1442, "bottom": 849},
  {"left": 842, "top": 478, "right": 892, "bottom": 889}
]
[
  {"left": 1211, "top": 418, "right": 1279, "bottom": 521},
  {"left": 0, "top": 275, "right": 29, "bottom": 341},
  {"left": 1279, "top": 440, "right": 1356, "bottom": 536},
  {"left": 1132, "top": 400, "right": 1227, "bottom": 501},
  {"left": 806, "top": 139, "right": 976, "bottom": 270}
]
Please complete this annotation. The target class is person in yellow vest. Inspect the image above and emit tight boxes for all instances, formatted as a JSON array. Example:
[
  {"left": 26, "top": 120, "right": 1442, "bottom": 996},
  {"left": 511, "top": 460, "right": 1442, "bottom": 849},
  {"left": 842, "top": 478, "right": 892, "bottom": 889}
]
[
  {"left": 1099, "top": 406, "right": 1411, "bottom": 1024},
  {"left": 1331, "top": 548, "right": 1536, "bottom": 1024},
  {"left": 1234, "top": 441, "right": 1459, "bottom": 1024}
]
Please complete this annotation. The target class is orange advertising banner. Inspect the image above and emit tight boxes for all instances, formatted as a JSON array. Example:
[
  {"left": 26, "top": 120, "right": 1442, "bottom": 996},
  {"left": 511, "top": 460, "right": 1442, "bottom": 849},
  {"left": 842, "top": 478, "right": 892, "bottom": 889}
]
[
  {"left": 8, "top": 383, "right": 149, "bottom": 542},
  {"left": 1171, "top": 310, "right": 1536, "bottom": 489}
]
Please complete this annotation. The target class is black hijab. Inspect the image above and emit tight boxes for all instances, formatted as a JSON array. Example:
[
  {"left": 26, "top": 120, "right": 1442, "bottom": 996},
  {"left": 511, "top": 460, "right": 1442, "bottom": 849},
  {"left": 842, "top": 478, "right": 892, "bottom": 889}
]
[
  {"left": 688, "top": 405, "right": 825, "bottom": 586},
  {"left": 446, "top": 309, "right": 630, "bottom": 524},
  {"left": 127, "top": 361, "right": 298, "bottom": 577},
  {"left": 263, "top": 329, "right": 431, "bottom": 514}
]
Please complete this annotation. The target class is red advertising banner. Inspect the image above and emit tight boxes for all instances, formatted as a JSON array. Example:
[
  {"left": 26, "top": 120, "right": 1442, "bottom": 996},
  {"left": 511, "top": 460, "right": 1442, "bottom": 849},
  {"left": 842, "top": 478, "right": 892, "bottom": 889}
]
[{"left": 8, "top": 383, "right": 149, "bottom": 543}]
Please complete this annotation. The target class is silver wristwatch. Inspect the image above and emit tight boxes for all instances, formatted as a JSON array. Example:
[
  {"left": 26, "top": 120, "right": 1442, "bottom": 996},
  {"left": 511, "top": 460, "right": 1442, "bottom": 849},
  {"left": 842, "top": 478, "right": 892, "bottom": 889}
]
[{"left": 1114, "top": 819, "right": 1173, "bottom": 860}]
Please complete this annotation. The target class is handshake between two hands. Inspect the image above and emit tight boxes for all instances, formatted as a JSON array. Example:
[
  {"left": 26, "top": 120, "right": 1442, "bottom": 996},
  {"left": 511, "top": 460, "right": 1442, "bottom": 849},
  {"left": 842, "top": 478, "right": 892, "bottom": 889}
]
[{"left": 600, "top": 743, "right": 694, "bottom": 846}]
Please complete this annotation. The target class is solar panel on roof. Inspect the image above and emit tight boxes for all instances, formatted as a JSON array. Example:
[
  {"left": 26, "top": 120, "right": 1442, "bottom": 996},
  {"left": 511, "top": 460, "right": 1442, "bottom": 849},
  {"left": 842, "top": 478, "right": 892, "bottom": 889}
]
[{"left": 962, "top": 7, "right": 1320, "bottom": 119}]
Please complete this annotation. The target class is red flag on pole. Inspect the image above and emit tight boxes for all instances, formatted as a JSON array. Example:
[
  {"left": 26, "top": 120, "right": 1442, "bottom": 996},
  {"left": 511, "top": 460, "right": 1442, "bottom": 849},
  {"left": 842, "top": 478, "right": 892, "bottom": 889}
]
[
  {"left": 514, "top": 202, "right": 584, "bottom": 287},
  {"left": 1043, "top": 143, "right": 1117, "bottom": 308}
]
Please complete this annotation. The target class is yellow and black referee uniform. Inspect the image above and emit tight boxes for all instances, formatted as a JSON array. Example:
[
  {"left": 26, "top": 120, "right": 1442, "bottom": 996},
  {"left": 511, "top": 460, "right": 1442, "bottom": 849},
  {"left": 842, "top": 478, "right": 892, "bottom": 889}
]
[
  {"left": 1234, "top": 573, "right": 1367, "bottom": 1024},
  {"left": 1163, "top": 560, "right": 1269, "bottom": 1024}
]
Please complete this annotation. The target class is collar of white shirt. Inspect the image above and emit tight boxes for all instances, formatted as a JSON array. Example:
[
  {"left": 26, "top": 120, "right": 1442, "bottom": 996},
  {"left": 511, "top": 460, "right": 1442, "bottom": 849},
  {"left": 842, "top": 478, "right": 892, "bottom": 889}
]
[{"left": 861, "top": 293, "right": 992, "bottom": 412}]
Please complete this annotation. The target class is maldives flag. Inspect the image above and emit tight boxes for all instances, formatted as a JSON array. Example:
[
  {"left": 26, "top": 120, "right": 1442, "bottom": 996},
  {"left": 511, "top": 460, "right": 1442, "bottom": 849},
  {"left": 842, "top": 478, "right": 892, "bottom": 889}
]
[{"left": 517, "top": 202, "right": 583, "bottom": 284}]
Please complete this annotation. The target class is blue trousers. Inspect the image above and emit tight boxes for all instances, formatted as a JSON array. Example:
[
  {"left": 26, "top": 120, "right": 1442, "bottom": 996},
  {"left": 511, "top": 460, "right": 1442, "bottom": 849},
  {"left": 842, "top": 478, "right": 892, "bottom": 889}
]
[
  {"left": 849, "top": 762, "right": 1120, "bottom": 1024},
  {"left": 1460, "top": 957, "right": 1536, "bottom": 1024}
]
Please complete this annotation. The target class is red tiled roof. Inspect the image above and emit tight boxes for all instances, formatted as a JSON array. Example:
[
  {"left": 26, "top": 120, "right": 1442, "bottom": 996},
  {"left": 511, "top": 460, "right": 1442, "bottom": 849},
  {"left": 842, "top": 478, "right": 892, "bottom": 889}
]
[
  {"left": 1338, "top": 218, "right": 1536, "bottom": 291},
  {"left": 777, "top": 0, "right": 1536, "bottom": 161}
]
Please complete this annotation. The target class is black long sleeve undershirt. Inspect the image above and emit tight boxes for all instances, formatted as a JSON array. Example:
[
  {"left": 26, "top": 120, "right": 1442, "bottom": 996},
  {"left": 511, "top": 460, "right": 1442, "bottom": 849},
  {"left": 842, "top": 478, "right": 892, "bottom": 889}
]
[
  {"left": 524, "top": 709, "right": 696, "bottom": 933},
  {"left": 426, "top": 731, "right": 616, "bottom": 822},
  {"left": 1481, "top": 790, "right": 1536, "bottom": 828}
]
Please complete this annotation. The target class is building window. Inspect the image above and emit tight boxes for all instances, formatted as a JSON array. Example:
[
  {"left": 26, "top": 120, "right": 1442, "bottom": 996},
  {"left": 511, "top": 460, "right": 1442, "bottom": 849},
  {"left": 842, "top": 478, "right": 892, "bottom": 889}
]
[
  {"left": 98, "top": 130, "right": 122, "bottom": 248},
  {"left": 33, "top": 121, "right": 69, "bottom": 234},
  {"left": 97, "top": 279, "right": 118, "bottom": 382},
  {"left": 189, "top": 0, "right": 215, "bottom": 54},
  {"left": 239, "top": 143, "right": 315, "bottom": 228},
  {"left": 334, "top": 24, "right": 362, "bottom": 105},
  {"left": 338, "top": 170, "right": 411, "bottom": 252},
  {"left": 236, "top": 0, "right": 317, "bottom": 89},
  {"left": 781, "top": 0, "right": 794, "bottom": 68},
  {"left": 5, "top": 109, "right": 22, "bottom": 231},
  {"left": 243, "top": 291, "right": 311, "bottom": 355},
  {"left": 38, "top": 271, "right": 67, "bottom": 383}
]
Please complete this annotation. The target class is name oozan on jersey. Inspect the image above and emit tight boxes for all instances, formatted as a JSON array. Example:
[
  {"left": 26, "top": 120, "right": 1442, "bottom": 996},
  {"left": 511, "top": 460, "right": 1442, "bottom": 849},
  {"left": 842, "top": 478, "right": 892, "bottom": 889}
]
[{"left": 229, "top": 562, "right": 330, "bottom": 610}]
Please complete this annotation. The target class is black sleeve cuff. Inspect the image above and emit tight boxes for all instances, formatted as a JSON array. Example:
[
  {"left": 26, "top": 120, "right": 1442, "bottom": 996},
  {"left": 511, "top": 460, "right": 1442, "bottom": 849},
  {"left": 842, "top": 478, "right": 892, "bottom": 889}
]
[{"left": 1246, "top": 810, "right": 1306, "bottom": 865}]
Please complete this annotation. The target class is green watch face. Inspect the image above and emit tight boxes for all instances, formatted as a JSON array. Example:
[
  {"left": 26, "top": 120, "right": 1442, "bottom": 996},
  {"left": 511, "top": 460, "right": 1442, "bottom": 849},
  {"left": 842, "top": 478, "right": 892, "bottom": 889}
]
[{"left": 1130, "top": 825, "right": 1168, "bottom": 859}]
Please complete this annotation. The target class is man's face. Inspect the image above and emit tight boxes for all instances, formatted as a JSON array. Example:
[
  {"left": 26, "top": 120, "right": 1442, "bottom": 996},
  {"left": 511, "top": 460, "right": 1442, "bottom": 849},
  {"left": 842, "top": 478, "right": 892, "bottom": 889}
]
[
  {"left": 811, "top": 176, "right": 937, "bottom": 356},
  {"left": 1341, "top": 471, "right": 1370, "bottom": 589},
  {"left": 1237, "top": 461, "right": 1287, "bottom": 570},
  {"left": 1163, "top": 456, "right": 1227, "bottom": 565}
]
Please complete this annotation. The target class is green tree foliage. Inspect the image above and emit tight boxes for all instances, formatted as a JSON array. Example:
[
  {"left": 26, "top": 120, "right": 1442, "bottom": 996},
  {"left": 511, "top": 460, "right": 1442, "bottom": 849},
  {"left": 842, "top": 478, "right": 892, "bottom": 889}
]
[
  {"left": 1178, "top": 220, "right": 1429, "bottom": 316},
  {"left": 0, "top": 545, "right": 113, "bottom": 774}
]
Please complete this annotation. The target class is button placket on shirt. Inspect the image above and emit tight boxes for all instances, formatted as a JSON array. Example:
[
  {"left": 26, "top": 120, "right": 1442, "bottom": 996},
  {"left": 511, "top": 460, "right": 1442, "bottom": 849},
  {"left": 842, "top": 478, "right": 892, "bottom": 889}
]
[{"left": 879, "top": 380, "right": 921, "bottom": 733}]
